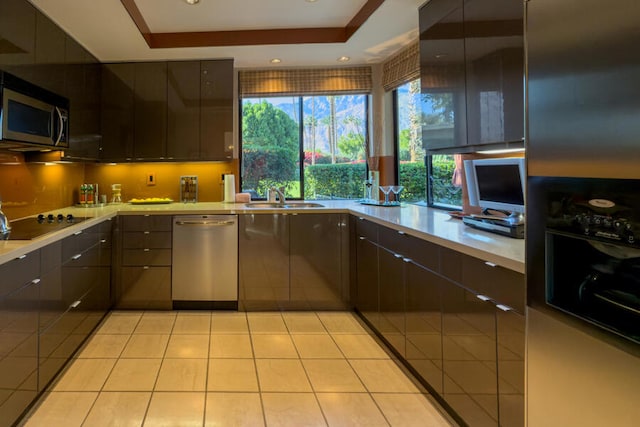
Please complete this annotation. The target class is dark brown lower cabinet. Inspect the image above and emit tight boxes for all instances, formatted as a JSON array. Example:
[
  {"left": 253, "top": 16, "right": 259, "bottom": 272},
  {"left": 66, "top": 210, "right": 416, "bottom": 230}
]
[
  {"left": 378, "top": 246, "right": 406, "bottom": 357},
  {"left": 351, "top": 215, "right": 524, "bottom": 427},
  {"left": 115, "top": 215, "right": 172, "bottom": 310},
  {"left": 405, "top": 262, "right": 444, "bottom": 395},
  {"left": 238, "top": 214, "right": 290, "bottom": 310},
  {"left": 496, "top": 308, "right": 525, "bottom": 427},
  {"left": 442, "top": 279, "right": 499, "bottom": 427},
  {"left": 239, "top": 213, "right": 348, "bottom": 310},
  {"left": 0, "top": 278, "right": 39, "bottom": 427},
  {"left": 289, "top": 214, "right": 349, "bottom": 310}
]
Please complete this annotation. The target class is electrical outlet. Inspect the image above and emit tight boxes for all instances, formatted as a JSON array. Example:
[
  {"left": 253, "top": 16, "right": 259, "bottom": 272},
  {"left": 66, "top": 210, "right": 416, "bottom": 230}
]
[{"left": 147, "top": 173, "right": 156, "bottom": 186}]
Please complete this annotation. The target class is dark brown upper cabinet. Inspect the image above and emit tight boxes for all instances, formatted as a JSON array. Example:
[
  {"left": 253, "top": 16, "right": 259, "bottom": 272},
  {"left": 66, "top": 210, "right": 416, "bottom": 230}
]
[
  {"left": 0, "top": 0, "right": 36, "bottom": 71},
  {"left": 419, "top": 0, "right": 467, "bottom": 151},
  {"left": 167, "top": 61, "right": 200, "bottom": 160},
  {"left": 100, "top": 63, "right": 135, "bottom": 161},
  {"left": 62, "top": 36, "right": 102, "bottom": 161},
  {"left": 464, "top": 0, "right": 523, "bottom": 147},
  {"left": 419, "top": 0, "right": 523, "bottom": 153},
  {"left": 133, "top": 62, "right": 168, "bottom": 160},
  {"left": 200, "top": 60, "right": 234, "bottom": 161},
  {"left": 102, "top": 59, "right": 233, "bottom": 162}
]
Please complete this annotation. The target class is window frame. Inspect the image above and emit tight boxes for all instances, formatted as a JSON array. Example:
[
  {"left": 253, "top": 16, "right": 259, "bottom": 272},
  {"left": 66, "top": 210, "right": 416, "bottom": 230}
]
[{"left": 239, "top": 93, "right": 370, "bottom": 200}]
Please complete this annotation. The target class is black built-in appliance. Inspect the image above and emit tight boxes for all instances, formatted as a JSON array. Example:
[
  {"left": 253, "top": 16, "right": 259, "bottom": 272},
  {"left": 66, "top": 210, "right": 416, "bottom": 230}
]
[{"left": 528, "top": 177, "right": 640, "bottom": 345}]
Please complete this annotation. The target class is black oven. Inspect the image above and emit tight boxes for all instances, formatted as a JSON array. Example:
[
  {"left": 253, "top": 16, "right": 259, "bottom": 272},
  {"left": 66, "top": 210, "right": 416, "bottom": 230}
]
[{"left": 528, "top": 177, "right": 640, "bottom": 346}]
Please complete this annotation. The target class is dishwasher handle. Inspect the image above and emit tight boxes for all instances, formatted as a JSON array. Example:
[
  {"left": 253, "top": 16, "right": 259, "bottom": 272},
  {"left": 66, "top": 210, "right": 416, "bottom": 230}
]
[{"left": 175, "top": 220, "right": 236, "bottom": 226}]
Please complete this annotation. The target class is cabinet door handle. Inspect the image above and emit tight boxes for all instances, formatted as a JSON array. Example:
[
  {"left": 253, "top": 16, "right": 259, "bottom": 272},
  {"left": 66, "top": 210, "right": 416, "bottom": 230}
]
[
  {"left": 72, "top": 254, "right": 82, "bottom": 260},
  {"left": 143, "top": 266, "right": 150, "bottom": 270},
  {"left": 101, "top": 239, "right": 107, "bottom": 243},
  {"left": 359, "top": 236, "right": 366, "bottom": 240},
  {"left": 74, "top": 230, "right": 83, "bottom": 236},
  {"left": 17, "top": 254, "right": 27, "bottom": 260},
  {"left": 70, "top": 300, "right": 81, "bottom": 308},
  {"left": 31, "top": 278, "right": 41, "bottom": 285},
  {"left": 484, "top": 261, "right": 497, "bottom": 268},
  {"left": 143, "top": 248, "right": 150, "bottom": 252},
  {"left": 496, "top": 304, "right": 512, "bottom": 312},
  {"left": 402, "top": 257, "right": 412, "bottom": 263},
  {"left": 397, "top": 231, "right": 405, "bottom": 235},
  {"left": 394, "top": 253, "right": 403, "bottom": 259},
  {"left": 476, "top": 294, "right": 491, "bottom": 302},
  {"left": 144, "top": 231, "right": 150, "bottom": 234}
]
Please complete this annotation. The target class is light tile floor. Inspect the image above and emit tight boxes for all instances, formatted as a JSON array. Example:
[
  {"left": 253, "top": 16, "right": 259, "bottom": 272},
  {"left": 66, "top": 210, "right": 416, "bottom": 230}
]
[{"left": 20, "top": 311, "right": 454, "bottom": 427}]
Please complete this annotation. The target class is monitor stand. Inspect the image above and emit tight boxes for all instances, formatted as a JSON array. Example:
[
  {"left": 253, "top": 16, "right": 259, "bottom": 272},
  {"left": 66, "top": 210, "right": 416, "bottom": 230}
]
[{"left": 462, "top": 210, "right": 525, "bottom": 239}]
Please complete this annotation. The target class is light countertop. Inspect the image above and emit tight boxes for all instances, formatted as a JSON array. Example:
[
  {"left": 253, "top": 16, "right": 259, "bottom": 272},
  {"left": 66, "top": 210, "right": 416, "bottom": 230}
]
[{"left": 0, "top": 201, "right": 525, "bottom": 273}]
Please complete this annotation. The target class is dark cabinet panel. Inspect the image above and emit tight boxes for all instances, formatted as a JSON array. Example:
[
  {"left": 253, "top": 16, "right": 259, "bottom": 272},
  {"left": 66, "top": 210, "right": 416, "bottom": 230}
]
[
  {"left": 419, "top": 0, "right": 467, "bottom": 151},
  {"left": 0, "top": 251, "right": 39, "bottom": 298},
  {"left": 121, "top": 249, "right": 171, "bottom": 266},
  {"left": 200, "top": 60, "right": 233, "bottom": 160},
  {"left": 63, "top": 36, "right": 101, "bottom": 160},
  {"left": 442, "top": 279, "right": 498, "bottom": 427},
  {"left": 167, "top": 61, "right": 200, "bottom": 160},
  {"left": 100, "top": 63, "right": 134, "bottom": 161},
  {"left": 118, "top": 266, "right": 171, "bottom": 310},
  {"left": 122, "top": 231, "right": 172, "bottom": 249},
  {"left": 419, "top": 0, "right": 524, "bottom": 152},
  {"left": 0, "top": 280, "right": 39, "bottom": 427},
  {"left": 354, "top": 217, "right": 379, "bottom": 329},
  {"left": 32, "top": 11, "right": 65, "bottom": 95},
  {"left": 115, "top": 215, "right": 171, "bottom": 309},
  {"left": 464, "top": 0, "right": 524, "bottom": 147},
  {"left": 122, "top": 215, "right": 172, "bottom": 232},
  {"left": 0, "top": 0, "right": 36, "bottom": 71},
  {"left": 496, "top": 308, "right": 524, "bottom": 427},
  {"left": 238, "top": 214, "right": 290, "bottom": 310},
  {"left": 289, "top": 213, "right": 348, "bottom": 310},
  {"left": 406, "top": 262, "right": 444, "bottom": 395},
  {"left": 378, "top": 246, "right": 406, "bottom": 357},
  {"left": 134, "top": 62, "right": 167, "bottom": 159}
]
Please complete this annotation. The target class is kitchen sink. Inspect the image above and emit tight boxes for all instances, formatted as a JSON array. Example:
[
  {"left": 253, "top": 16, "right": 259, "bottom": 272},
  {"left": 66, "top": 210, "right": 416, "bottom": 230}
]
[
  {"left": 244, "top": 202, "right": 324, "bottom": 209},
  {"left": 284, "top": 202, "right": 325, "bottom": 208}
]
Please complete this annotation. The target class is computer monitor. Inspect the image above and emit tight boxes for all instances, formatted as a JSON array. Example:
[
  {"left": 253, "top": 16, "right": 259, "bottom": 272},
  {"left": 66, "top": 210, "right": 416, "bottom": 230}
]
[{"left": 464, "top": 157, "right": 526, "bottom": 215}]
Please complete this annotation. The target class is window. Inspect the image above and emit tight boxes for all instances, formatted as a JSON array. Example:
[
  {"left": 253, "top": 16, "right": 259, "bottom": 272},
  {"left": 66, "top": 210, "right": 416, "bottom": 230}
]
[
  {"left": 241, "top": 95, "right": 368, "bottom": 200},
  {"left": 395, "top": 79, "right": 462, "bottom": 208},
  {"left": 395, "top": 80, "right": 425, "bottom": 203}
]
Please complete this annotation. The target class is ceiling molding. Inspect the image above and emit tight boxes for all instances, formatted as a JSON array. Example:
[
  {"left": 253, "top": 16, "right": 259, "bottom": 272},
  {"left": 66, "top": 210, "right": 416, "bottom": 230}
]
[{"left": 120, "top": 0, "right": 386, "bottom": 49}]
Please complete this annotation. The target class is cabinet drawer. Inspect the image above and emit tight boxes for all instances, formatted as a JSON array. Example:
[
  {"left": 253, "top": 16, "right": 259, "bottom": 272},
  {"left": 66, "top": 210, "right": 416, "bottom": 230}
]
[
  {"left": 378, "top": 225, "right": 410, "bottom": 256},
  {"left": 355, "top": 216, "right": 378, "bottom": 242},
  {"left": 41, "top": 240, "right": 61, "bottom": 275},
  {"left": 118, "top": 266, "right": 171, "bottom": 309},
  {"left": 122, "top": 215, "right": 172, "bottom": 232},
  {"left": 122, "top": 231, "right": 172, "bottom": 249},
  {"left": 62, "top": 228, "right": 97, "bottom": 261},
  {"left": 440, "top": 247, "right": 463, "bottom": 283},
  {"left": 461, "top": 255, "right": 525, "bottom": 313},
  {"left": 122, "top": 249, "right": 171, "bottom": 266},
  {"left": 408, "top": 236, "right": 440, "bottom": 272},
  {"left": 0, "top": 250, "right": 40, "bottom": 298}
]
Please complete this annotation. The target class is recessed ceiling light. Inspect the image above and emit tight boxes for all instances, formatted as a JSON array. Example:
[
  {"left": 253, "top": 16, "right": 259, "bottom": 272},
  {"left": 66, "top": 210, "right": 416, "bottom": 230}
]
[
  {"left": 270, "top": 58, "right": 282, "bottom": 64},
  {"left": 306, "top": 0, "right": 318, "bottom": 3},
  {"left": 337, "top": 56, "right": 350, "bottom": 62},
  {"left": 184, "top": 0, "right": 200, "bottom": 5}
]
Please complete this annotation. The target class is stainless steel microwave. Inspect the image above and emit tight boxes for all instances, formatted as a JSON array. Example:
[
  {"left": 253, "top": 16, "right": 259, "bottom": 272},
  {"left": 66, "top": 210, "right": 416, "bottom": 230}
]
[{"left": 0, "top": 71, "right": 69, "bottom": 150}]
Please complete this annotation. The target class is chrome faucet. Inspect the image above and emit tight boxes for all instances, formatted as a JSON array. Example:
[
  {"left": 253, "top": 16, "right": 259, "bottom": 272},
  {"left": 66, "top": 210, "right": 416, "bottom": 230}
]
[{"left": 271, "top": 186, "right": 286, "bottom": 205}]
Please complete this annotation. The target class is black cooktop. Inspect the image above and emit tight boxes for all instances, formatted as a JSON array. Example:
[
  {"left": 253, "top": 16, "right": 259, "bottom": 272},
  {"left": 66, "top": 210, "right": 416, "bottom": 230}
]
[{"left": 6, "top": 214, "right": 88, "bottom": 240}]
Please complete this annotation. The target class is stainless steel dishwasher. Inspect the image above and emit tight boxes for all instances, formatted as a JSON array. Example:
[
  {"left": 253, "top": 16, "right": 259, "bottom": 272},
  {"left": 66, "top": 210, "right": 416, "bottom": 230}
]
[{"left": 172, "top": 215, "right": 238, "bottom": 309}]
